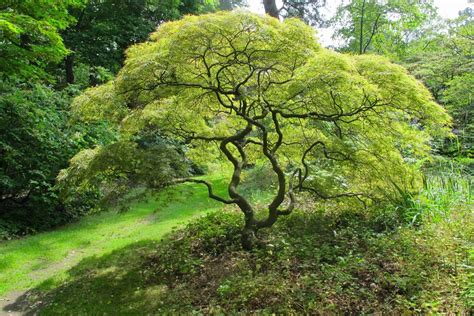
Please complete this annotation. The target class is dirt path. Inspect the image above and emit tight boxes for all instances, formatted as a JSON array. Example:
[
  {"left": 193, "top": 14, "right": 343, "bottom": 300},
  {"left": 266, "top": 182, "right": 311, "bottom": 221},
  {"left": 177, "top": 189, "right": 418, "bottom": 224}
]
[
  {"left": 0, "top": 251, "right": 84, "bottom": 315},
  {"left": 0, "top": 291, "right": 35, "bottom": 316},
  {"left": 0, "top": 180, "right": 224, "bottom": 314}
]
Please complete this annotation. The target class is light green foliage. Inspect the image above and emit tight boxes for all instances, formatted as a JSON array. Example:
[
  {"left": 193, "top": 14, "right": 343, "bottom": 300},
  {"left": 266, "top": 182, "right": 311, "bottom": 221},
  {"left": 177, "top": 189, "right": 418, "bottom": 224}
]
[
  {"left": 70, "top": 81, "right": 127, "bottom": 122},
  {"left": 443, "top": 73, "right": 474, "bottom": 112},
  {"left": 57, "top": 140, "right": 189, "bottom": 208},
  {"left": 71, "top": 11, "right": 450, "bottom": 208},
  {"left": 332, "top": 0, "right": 437, "bottom": 57},
  {"left": 404, "top": 9, "right": 473, "bottom": 156},
  {"left": 61, "top": 81, "right": 191, "bottom": 208},
  {"left": 0, "top": 0, "right": 84, "bottom": 80}
]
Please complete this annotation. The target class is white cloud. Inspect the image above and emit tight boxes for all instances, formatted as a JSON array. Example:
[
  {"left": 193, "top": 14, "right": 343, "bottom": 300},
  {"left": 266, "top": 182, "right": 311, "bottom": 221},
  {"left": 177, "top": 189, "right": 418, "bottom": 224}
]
[{"left": 435, "top": 0, "right": 473, "bottom": 18}]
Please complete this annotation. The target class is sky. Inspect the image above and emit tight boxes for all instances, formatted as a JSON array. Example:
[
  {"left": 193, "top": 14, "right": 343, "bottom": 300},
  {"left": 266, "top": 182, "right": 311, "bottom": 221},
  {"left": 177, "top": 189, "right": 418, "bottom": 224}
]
[{"left": 247, "top": 0, "right": 474, "bottom": 46}]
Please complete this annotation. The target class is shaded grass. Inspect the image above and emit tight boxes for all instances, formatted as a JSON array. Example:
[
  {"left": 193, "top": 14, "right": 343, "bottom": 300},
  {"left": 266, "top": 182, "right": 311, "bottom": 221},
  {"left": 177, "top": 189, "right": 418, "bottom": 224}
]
[
  {"left": 5, "top": 240, "right": 166, "bottom": 314},
  {"left": 7, "top": 201, "right": 472, "bottom": 315},
  {"left": 0, "top": 176, "right": 229, "bottom": 297},
  {"left": 1, "top": 167, "right": 472, "bottom": 314}
]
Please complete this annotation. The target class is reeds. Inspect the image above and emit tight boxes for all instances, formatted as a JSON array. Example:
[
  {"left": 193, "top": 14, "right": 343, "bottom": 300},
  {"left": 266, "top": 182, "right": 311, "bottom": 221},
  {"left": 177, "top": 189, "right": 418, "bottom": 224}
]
[{"left": 396, "top": 160, "right": 473, "bottom": 225}]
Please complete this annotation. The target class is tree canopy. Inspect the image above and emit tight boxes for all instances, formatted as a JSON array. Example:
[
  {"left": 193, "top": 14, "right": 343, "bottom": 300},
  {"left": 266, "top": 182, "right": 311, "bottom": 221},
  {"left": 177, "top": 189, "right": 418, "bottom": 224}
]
[
  {"left": 403, "top": 9, "right": 473, "bottom": 156},
  {"left": 0, "top": 0, "right": 84, "bottom": 81},
  {"left": 68, "top": 11, "right": 450, "bottom": 248},
  {"left": 61, "top": 0, "right": 221, "bottom": 84},
  {"left": 332, "top": 0, "right": 437, "bottom": 56}
]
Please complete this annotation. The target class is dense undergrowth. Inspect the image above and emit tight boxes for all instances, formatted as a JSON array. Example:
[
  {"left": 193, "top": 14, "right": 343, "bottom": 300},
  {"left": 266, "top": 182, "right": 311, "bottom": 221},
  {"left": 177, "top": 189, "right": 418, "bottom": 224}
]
[
  {"left": 16, "top": 165, "right": 472, "bottom": 314},
  {"left": 145, "top": 203, "right": 472, "bottom": 313}
]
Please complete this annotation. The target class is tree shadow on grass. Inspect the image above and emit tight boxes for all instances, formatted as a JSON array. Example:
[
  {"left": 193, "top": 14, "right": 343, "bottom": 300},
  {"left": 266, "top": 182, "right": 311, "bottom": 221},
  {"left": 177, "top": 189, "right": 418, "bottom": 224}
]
[
  {"left": 3, "top": 239, "right": 173, "bottom": 315},
  {"left": 4, "top": 207, "right": 467, "bottom": 314}
]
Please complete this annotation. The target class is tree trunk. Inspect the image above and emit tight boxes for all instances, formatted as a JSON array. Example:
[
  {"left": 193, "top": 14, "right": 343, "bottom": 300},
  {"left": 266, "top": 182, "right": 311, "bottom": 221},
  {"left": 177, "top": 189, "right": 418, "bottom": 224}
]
[
  {"left": 359, "top": 0, "right": 366, "bottom": 54},
  {"left": 241, "top": 226, "right": 257, "bottom": 250},
  {"left": 65, "top": 54, "right": 75, "bottom": 84},
  {"left": 263, "top": 0, "right": 279, "bottom": 18}
]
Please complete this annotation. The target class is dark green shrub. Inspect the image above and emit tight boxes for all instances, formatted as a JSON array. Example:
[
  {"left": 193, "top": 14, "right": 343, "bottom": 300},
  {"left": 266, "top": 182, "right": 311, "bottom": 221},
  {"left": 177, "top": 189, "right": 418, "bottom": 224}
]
[{"left": 0, "top": 79, "right": 114, "bottom": 238}]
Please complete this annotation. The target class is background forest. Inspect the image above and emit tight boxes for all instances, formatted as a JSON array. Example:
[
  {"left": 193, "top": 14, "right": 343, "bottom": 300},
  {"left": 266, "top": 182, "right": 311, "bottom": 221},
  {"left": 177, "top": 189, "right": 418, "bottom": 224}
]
[{"left": 0, "top": 0, "right": 473, "bottom": 314}]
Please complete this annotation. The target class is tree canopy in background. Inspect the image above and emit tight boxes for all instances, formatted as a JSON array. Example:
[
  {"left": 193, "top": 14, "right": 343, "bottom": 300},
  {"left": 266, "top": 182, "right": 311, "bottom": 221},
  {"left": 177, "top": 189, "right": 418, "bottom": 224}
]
[
  {"left": 61, "top": 0, "right": 221, "bottom": 84},
  {"left": 263, "top": 0, "right": 327, "bottom": 25},
  {"left": 0, "top": 0, "right": 84, "bottom": 81},
  {"left": 0, "top": 80, "right": 115, "bottom": 236},
  {"left": 403, "top": 8, "right": 473, "bottom": 156},
  {"left": 327, "top": 1, "right": 473, "bottom": 157},
  {"left": 332, "top": 0, "right": 437, "bottom": 57}
]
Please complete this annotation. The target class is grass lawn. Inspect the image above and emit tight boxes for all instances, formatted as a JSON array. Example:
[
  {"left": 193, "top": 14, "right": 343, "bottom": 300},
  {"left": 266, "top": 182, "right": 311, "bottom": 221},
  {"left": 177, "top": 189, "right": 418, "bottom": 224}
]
[
  {"left": 1, "top": 170, "right": 471, "bottom": 314},
  {"left": 0, "top": 177, "right": 227, "bottom": 299}
]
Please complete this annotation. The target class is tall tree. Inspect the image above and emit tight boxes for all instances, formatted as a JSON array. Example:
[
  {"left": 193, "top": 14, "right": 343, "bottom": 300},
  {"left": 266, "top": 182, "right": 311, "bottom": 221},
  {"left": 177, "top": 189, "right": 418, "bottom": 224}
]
[
  {"left": 219, "top": 0, "right": 247, "bottom": 10},
  {"left": 263, "top": 0, "right": 327, "bottom": 25},
  {"left": 0, "top": 0, "right": 84, "bottom": 81},
  {"left": 67, "top": 12, "right": 450, "bottom": 249},
  {"left": 263, "top": 0, "right": 279, "bottom": 18},
  {"left": 403, "top": 8, "right": 474, "bottom": 156},
  {"left": 62, "top": 0, "right": 219, "bottom": 84},
  {"left": 332, "top": 0, "right": 437, "bottom": 57}
]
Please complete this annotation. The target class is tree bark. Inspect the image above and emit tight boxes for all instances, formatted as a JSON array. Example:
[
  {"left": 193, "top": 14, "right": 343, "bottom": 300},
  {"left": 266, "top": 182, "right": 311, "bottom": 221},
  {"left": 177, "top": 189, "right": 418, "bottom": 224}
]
[
  {"left": 241, "top": 226, "right": 257, "bottom": 250},
  {"left": 263, "top": 0, "right": 279, "bottom": 18},
  {"left": 65, "top": 54, "right": 75, "bottom": 84},
  {"left": 359, "top": 0, "right": 366, "bottom": 54}
]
